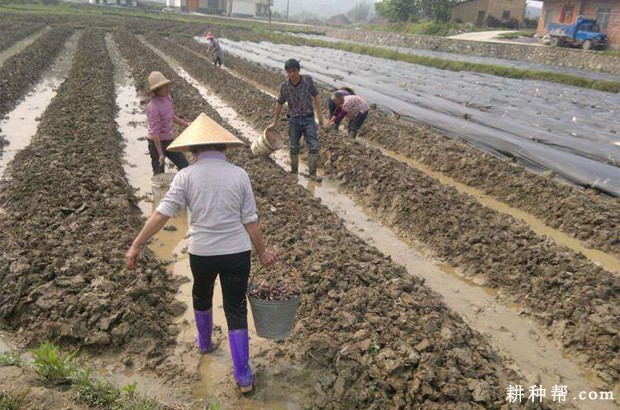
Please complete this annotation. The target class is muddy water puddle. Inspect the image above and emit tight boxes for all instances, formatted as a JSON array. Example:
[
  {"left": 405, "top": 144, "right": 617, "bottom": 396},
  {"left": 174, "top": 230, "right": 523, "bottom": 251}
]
[
  {"left": 0, "top": 28, "right": 48, "bottom": 68},
  {"left": 142, "top": 46, "right": 617, "bottom": 407},
  {"left": 0, "top": 33, "right": 78, "bottom": 176},
  {"left": 360, "top": 139, "right": 620, "bottom": 274},
  {"left": 112, "top": 38, "right": 310, "bottom": 409}
]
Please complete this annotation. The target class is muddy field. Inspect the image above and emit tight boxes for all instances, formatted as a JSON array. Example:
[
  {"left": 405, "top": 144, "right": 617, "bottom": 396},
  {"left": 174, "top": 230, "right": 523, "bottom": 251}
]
[
  {"left": 0, "top": 27, "right": 73, "bottom": 118},
  {"left": 218, "top": 39, "right": 620, "bottom": 197},
  {"left": 0, "top": 22, "right": 43, "bottom": 51},
  {"left": 176, "top": 34, "right": 620, "bottom": 256},
  {"left": 0, "top": 7, "right": 617, "bottom": 410},
  {"left": 154, "top": 32, "right": 618, "bottom": 387}
]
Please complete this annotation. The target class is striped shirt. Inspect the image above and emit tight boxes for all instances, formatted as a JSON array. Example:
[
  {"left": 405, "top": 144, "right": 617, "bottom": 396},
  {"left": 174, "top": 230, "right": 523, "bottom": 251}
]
[{"left": 156, "top": 151, "right": 258, "bottom": 256}]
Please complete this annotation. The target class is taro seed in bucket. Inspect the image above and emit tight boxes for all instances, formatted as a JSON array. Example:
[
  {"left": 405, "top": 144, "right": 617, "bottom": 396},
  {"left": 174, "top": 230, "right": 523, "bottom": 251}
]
[
  {"left": 150, "top": 172, "right": 175, "bottom": 199},
  {"left": 248, "top": 269, "right": 302, "bottom": 340}
]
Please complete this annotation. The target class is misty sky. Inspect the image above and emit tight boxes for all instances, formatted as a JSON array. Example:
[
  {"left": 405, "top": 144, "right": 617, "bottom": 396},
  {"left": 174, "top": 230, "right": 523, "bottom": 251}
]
[
  {"left": 272, "top": 0, "right": 543, "bottom": 20},
  {"left": 150, "top": 0, "right": 543, "bottom": 20}
]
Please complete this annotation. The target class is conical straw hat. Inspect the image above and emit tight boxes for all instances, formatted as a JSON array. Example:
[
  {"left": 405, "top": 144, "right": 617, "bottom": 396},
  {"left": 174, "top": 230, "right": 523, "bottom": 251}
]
[
  {"left": 167, "top": 113, "right": 245, "bottom": 152},
  {"left": 148, "top": 71, "right": 171, "bottom": 92}
]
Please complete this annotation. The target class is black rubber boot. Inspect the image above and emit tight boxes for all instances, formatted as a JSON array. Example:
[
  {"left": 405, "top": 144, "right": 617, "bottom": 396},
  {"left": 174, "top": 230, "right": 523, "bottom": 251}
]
[
  {"left": 307, "top": 153, "right": 323, "bottom": 182},
  {"left": 290, "top": 153, "right": 299, "bottom": 174}
]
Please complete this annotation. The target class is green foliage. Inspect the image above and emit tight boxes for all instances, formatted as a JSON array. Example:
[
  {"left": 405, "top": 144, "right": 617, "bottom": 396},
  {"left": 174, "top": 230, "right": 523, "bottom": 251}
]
[
  {"left": 31, "top": 342, "right": 77, "bottom": 383},
  {"left": 367, "top": 21, "right": 486, "bottom": 36},
  {"left": 346, "top": 1, "right": 371, "bottom": 22},
  {"left": 206, "top": 400, "right": 222, "bottom": 410},
  {"left": 0, "top": 351, "right": 23, "bottom": 367},
  {"left": 0, "top": 390, "right": 28, "bottom": 410},
  {"left": 71, "top": 369, "right": 159, "bottom": 410},
  {"left": 499, "top": 30, "right": 536, "bottom": 39},
  {"left": 375, "top": 0, "right": 419, "bottom": 23},
  {"left": 375, "top": 0, "right": 459, "bottom": 23}
]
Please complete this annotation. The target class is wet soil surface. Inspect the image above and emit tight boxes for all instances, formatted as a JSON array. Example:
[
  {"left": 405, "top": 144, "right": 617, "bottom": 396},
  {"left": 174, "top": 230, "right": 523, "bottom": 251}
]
[
  {"left": 165, "top": 34, "right": 619, "bottom": 389},
  {"left": 0, "top": 32, "right": 78, "bottom": 177},
  {"left": 290, "top": 32, "right": 620, "bottom": 82},
  {"left": 0, "top": 30, "right": 185, "bottom": 376},
  {"left": 0, "top": 22, "right": 44, "bottom": 52},
  {"left": 0, "top": 27, "right": 73, "bottom": 119},
  {"left": 178, "top": 35, "right": 620, "bottom": 256},
  {"left": 218, "top": 38, "right": 620, "bottom": 196},
  {"left": 135, "top": 31, "right": 534, "bottom": 408},
  {"left": 0, "top": 365, "right": 88, "bottom": 409},
  {"left": 170, "top": 52, "right": 611, "bottom": 409}
]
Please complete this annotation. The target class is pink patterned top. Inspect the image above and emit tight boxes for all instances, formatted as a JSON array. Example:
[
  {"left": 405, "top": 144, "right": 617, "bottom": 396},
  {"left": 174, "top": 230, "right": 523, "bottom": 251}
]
[
  {"left": 147, "top": 95, "right": 175, "bottom": 141},
  {"left": 341, "top": 95, "right": 369, "bottom": 119}
]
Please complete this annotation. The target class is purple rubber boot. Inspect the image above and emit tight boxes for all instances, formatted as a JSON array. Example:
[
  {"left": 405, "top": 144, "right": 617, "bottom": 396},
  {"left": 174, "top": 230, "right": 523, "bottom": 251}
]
[
  {"left": 194, "top": 309, "right": 213, "bottom": 353},
  {"left": 228, "top": 329, "right": 253, "bottom": 392}
]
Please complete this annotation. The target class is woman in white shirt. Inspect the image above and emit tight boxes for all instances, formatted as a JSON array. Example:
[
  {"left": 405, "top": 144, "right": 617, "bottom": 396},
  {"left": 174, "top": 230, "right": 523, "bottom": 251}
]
[{"left": 126, "top": 113, "right": 276, "bottom": 393}]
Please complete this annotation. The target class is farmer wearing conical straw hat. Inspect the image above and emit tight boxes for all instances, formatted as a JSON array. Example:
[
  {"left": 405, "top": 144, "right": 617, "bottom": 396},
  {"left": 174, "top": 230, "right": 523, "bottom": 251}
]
[
  {"left": 146, "top": 71, "right": 191, "bottom": 175},
  {"left": 126, "top": 113, "right": 277, "bottom": 393}
]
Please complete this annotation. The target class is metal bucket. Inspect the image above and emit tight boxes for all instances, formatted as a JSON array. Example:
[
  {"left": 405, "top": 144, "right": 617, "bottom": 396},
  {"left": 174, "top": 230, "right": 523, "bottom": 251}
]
[
  {"left": 251, "top": 128, "right": 284, "bottom": 157},
  {"left": 248, "top": 294, "right": 301, "bottom": 341},
  {"left": 150, "top": 172, "right": 175, "bottom": 199}
]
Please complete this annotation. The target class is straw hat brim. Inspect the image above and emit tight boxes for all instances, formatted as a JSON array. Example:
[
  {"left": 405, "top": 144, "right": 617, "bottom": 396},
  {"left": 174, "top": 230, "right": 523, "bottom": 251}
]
[
  {"left": 149, "top": 79, "right": 171, "bottom": 92},
  {"left": 167, "top": 112, "right": 245, "bottom": 152}
]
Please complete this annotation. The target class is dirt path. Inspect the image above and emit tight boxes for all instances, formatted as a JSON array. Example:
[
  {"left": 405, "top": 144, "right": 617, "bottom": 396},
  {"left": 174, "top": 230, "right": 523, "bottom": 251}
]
[{"left": 448, "top": 30, "right": 520, "bottom": 41}]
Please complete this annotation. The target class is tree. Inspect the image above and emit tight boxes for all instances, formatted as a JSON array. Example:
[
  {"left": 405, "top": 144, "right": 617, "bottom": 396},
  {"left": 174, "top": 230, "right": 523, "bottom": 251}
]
[
  {"left": 347, "top": 1, "right": 371, "bottom": 22},
  {"left": 375, "top": 0, "right": 459, "bottom": 23}
]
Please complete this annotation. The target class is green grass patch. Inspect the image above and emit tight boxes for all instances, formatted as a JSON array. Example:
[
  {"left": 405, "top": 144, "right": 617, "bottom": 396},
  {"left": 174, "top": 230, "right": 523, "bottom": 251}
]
[
  {"left": 28, "top": 343, "right": 162, "bottom": 409},
  {"left": 366, "top": 21, "right": 487, "bottom": 37},
  {"left": 499, "top": 30, "right": 536, "bottom": 39},
  {"left": 0, "top": 389, "right": 28, "bottom": 410},
  {"left": 0, "top": 351, "right": 23, "bottom": 367},
  {"left": 72, "top": 369, "right": 159, "bottom": 410},
  {"left": 601, "top": 49, "right": 620, "bottom": 57},
  {"left": 31, "top": 342, "right": 77, "bottom": 383}
]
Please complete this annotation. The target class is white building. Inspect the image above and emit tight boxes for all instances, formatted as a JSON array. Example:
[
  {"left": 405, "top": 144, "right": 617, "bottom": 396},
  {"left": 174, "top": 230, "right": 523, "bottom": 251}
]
[
  {"left": 89, "top": 0, "right": 137, "bottom": 6},
  {"left": 166, "top": 0, "right": 271, "bottom": 17}
]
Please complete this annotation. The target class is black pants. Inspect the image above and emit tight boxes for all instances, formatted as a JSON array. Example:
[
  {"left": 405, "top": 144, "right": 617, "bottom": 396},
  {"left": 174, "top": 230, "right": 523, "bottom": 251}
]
[
  {"left": 189, "top": 251, "right": 251, "bottom": 330},
  {"left": 214, "top": 56, "right": 222, "bottom": 66},
  {"left": 148, "top": 139, "right": 189, "bottom": 175},
  {"left": 348, "top": 111, "right": 368, "bottom": 138}
]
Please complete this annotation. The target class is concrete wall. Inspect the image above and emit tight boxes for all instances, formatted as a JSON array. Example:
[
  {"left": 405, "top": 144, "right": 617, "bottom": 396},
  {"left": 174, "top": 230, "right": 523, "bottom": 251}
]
[
  {"left": 537, "top": 0, "right": 620, "bottom": 47},
  {"left": 453, "top": 0, "right": 526, "bottom": 26},
  {"left": 452, "top": 0, "right": 489, "bottom": 24},
  {"left": 486, "top": 0, "right": 526, "bottom": 25},
  {"left": 324, "top": 28, "right": 620, "bottom": 74}
]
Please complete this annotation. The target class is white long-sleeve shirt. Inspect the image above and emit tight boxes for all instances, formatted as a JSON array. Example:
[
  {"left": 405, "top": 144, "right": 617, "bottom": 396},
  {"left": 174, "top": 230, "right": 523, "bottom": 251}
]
[{"left": 156, "top": 151, "right": 258, "bottom": 256}]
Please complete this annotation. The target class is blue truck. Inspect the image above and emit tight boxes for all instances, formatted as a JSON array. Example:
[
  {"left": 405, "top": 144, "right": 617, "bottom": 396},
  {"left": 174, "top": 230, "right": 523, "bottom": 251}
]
[{"left": 546, "top": 15, "right": 608, "bottom": 50}]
